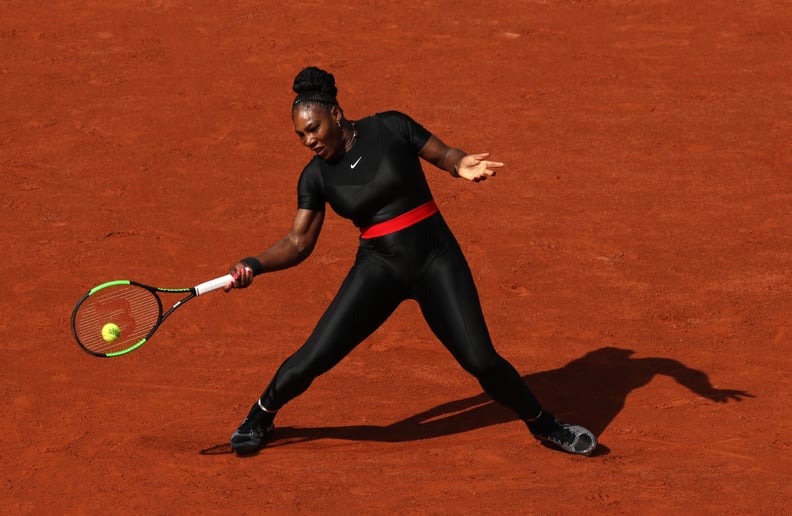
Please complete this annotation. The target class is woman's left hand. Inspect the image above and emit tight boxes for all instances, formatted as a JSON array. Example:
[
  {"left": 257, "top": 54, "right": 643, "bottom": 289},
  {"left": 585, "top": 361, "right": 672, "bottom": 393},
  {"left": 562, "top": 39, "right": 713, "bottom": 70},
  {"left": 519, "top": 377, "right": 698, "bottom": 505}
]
[{"left": 456, "top": 153, "right": 504, "bottom": 182}]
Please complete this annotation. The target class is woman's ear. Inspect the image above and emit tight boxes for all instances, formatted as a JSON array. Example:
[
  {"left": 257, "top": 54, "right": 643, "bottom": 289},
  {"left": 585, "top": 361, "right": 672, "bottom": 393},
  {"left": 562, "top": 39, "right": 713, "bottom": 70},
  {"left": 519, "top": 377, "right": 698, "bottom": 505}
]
[{"left": 330, "top": 105, "right": 343, "bottom": 125}]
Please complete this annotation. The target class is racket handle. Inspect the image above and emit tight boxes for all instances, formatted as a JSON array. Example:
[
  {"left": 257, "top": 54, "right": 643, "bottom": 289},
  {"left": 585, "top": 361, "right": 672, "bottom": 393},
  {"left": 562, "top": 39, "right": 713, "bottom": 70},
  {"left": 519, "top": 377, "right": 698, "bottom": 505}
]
[{"left": 194, "top": 274, "right": 235, "bottom": 296}]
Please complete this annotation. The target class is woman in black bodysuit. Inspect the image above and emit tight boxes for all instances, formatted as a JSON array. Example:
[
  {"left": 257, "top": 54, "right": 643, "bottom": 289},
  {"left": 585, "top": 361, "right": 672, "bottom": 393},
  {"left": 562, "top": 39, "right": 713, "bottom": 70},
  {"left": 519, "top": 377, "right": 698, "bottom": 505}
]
[{"left": 224, "top": 66, "right": 597, "bottom": 456}]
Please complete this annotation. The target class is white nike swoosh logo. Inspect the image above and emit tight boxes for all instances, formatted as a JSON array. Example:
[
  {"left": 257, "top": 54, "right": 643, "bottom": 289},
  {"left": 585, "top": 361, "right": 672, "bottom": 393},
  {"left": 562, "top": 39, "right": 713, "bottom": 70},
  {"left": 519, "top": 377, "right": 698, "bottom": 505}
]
[{"left": 350, "top": 156, "right": 362, "bottom": 169}]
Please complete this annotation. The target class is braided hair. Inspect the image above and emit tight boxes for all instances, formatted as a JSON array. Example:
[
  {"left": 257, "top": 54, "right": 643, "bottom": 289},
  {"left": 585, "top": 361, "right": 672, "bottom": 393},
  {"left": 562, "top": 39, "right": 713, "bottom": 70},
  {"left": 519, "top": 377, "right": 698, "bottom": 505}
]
[{"left": 292, "top": 66, "right": 339, "bottom": 111}]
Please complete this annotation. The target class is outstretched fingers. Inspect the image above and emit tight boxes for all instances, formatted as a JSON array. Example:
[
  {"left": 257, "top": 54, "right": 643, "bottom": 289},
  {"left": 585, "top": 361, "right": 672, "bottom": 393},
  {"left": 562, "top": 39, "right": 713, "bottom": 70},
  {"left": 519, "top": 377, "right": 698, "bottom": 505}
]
[{"left": 459, "top": 152, "right": 505, "bottom": 182}]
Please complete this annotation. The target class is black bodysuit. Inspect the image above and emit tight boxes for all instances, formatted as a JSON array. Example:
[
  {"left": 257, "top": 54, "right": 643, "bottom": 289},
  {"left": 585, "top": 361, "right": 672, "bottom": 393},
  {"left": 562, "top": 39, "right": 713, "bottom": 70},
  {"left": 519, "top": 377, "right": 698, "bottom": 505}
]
[{"left": 259, "top": 111, "right": 542, "bottom": 421}]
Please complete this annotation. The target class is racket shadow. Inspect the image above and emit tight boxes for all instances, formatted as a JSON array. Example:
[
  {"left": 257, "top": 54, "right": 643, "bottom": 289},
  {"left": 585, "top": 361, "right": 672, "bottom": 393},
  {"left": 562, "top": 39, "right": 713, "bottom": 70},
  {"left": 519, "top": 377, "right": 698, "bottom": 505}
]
[{"left": 200, "top": 346, "right": 753, "bottom": 454}]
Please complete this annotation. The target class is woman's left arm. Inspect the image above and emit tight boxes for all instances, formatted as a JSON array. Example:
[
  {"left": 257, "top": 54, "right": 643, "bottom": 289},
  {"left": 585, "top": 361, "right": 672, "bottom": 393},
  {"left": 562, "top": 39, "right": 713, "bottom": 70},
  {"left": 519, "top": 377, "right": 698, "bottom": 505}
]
[{"left": 419, "top": 135, "right": 504, "bottom": 182}]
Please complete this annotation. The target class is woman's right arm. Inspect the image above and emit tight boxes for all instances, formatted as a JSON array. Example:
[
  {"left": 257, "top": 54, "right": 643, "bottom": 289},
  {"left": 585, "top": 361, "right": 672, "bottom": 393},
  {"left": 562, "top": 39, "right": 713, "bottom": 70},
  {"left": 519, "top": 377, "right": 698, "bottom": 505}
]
[{"left": 225, "top": 208, "right": 325, "bottom": 290}]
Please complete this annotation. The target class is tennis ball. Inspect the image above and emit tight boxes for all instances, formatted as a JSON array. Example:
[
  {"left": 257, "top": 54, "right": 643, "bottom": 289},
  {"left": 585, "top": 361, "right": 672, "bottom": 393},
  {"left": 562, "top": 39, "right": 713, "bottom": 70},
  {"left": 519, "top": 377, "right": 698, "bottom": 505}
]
[{"left": 101, "top": 323, "right": 121, "bottom": 342}]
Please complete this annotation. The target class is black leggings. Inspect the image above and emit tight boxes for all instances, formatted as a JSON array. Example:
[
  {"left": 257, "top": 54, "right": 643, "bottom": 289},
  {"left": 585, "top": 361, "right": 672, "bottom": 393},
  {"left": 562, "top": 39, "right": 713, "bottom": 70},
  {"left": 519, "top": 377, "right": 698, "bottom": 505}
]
[{"left": 259, "top": 213, "right": 543, "bottom": 421}]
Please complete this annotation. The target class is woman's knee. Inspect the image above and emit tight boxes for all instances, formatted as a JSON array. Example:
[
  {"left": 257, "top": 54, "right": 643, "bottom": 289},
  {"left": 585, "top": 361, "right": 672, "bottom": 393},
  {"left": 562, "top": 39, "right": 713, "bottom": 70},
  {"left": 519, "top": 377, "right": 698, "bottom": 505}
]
[
  {"left": 459, "top": 351, "right": 508, "bottom": 379},
  {"left": 282, "top": 349, "right": 335, "bottom": 382}
]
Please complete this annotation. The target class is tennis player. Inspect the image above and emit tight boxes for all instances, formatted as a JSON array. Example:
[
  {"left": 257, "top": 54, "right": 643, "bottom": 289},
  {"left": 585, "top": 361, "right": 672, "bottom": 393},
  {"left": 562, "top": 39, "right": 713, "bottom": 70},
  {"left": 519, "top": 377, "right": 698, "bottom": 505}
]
[{"left": 224, "top": 66, "right": 597, "bottom": 457}]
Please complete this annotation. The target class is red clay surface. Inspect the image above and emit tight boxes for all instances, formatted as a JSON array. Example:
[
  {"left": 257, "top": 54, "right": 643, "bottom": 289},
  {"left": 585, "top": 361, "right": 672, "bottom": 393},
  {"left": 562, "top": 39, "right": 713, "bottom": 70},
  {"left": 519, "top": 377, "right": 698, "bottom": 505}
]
[{"left": 3, "top": 1, "right": 791, "bottom": 513}]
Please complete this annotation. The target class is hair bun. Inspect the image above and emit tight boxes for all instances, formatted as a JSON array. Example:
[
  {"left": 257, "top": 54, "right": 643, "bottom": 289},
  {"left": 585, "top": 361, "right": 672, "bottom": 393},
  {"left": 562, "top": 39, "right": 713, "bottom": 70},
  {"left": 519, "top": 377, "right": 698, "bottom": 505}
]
[{"left": 293, "top": 66, "right": 338, "bottom": 98}]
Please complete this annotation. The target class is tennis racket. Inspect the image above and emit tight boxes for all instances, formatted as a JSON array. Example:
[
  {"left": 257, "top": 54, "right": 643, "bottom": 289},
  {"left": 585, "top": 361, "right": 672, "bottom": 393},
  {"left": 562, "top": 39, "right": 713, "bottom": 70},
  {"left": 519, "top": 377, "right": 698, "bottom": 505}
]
[{"left": 71, "top": 274, "right": 234, "bottom": 357}]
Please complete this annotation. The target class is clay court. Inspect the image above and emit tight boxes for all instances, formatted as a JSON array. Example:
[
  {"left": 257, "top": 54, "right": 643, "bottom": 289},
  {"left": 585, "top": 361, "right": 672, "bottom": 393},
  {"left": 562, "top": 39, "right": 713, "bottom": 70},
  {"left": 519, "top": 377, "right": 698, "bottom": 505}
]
[{"left": 2, "top": 0, "right": 791, "bottom": 513}]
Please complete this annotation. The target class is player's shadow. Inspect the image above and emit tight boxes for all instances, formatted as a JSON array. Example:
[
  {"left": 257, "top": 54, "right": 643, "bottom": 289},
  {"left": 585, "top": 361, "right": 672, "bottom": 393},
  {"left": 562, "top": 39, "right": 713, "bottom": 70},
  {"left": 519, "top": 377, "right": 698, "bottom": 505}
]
[{"left": 201, "top": 346, "right": 752, "bottom": 454}]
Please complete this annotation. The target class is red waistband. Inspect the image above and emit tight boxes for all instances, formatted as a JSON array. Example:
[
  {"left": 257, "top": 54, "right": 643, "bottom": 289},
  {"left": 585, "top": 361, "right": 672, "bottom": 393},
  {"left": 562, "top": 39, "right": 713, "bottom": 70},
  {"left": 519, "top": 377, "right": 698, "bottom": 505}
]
[{"left": 359, "top": 200, "right": 439, "bottom": 239}]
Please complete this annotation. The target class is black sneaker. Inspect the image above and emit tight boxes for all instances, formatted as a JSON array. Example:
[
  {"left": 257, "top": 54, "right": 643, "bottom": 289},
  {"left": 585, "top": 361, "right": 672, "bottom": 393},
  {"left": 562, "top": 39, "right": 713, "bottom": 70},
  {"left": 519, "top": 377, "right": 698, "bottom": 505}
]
[
  {"left": 531, "top": 420, "right": 597, "bottom": 456},
  {"left": 230, "top": 417, "right": 274, "bottom": 455}
]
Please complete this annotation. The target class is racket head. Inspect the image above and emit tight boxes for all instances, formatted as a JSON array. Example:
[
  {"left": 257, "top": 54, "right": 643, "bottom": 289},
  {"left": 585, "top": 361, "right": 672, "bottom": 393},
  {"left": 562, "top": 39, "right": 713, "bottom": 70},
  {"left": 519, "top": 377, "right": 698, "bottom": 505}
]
[{"left": 71, "top": 280, "right": 164, "bottom": 357}]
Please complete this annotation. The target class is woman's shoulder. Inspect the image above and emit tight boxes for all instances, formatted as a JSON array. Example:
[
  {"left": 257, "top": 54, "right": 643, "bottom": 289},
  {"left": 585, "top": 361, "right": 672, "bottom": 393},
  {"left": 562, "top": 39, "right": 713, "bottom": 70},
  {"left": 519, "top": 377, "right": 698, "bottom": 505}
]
[
  {"left": 370, "top": 111, "right": 425, "bottom": 132},
  {"left": 297, "top": 156, "right": 326, "bottom": 210},
  {"left": 370, "top": 111, "right": 430, "bottom": 146},
  {"left": 372, "top": 110, "right": 414, "bottom": 124},
  {"left": 299, "top": 155, "right": 325, "bottom": 178}
]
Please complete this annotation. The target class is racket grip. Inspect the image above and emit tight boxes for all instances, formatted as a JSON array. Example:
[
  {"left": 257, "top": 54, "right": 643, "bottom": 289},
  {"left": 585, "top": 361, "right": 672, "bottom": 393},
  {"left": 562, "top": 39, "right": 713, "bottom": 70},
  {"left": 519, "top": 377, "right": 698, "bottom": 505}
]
[{"left": 194, "top": 274, "right": 235, "bottom": 296}]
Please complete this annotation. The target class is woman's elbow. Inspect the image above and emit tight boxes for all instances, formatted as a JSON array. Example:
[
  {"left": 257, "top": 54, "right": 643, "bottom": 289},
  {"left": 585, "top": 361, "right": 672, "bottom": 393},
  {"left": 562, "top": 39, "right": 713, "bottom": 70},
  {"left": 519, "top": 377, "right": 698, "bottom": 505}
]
[{"left": 290, "top": 233, "right": 317, "bottom": 262}]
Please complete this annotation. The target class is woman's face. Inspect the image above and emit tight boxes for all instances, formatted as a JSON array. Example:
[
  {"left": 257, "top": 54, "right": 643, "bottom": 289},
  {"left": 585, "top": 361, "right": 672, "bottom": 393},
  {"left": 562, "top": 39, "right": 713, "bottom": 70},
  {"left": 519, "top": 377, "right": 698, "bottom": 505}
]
[{"left": 293, "top": 104, "right": 344, "bottom": 161}]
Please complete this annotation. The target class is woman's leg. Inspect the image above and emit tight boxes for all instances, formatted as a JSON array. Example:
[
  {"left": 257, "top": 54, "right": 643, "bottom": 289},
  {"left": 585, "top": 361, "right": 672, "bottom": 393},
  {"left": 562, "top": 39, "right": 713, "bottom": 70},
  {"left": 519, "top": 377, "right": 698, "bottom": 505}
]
[
  {"left": 413, "top": 246, "right": 543, "bottom": 421},
  {"left": 231, "top": 253, "right": 404, "bottom": 454},
  {"left": 413, "top": 242, "right": 598, "bottom": 455},
  {"left": 260, "top": 255, "right": 405, "bottom": 410}
]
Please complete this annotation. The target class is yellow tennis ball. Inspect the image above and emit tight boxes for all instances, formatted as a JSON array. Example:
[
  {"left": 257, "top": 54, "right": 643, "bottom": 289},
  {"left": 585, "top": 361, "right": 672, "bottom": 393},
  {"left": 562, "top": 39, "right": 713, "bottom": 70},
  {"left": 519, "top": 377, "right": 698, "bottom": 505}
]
[{"left": 101, "top": 323, "right": 121, "bottom": 342}]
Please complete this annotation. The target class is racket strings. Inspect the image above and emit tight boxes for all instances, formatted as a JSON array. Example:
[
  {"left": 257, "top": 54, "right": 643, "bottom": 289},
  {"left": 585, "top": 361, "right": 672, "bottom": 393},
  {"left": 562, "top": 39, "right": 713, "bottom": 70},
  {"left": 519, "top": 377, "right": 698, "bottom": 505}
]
[{"left": 73, "top": 285, "right": 161, "bottom": 354}]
